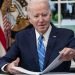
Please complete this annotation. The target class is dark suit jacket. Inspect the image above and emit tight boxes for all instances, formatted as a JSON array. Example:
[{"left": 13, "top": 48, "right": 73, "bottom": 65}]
[{"left": 0, "top": 23, "right": 75, "bottom": 72}]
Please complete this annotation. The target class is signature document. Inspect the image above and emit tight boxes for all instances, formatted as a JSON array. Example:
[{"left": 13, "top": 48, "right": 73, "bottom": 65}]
[{"left": 12, "top": 54, "right": 63, "bottom": 75}]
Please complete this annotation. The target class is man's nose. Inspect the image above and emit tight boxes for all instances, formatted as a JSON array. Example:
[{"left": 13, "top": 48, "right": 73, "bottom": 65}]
[{"left": 39, "top": 16, "right": 44, "bottom": 22}]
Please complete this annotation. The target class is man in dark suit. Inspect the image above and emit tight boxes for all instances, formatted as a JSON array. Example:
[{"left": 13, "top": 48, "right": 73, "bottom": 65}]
[{"left": 0, "top": 0, "right": 75, "bottom": 74}]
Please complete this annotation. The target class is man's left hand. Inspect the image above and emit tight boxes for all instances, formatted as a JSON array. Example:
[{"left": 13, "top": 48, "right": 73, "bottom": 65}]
[{"left": 59, "top": 48, "right": 75, "bottom": 61}]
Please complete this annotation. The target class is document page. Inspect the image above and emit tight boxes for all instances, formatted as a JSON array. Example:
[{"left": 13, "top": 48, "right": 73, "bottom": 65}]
[
  {"left": 42, "top": 54, "right": 63, "bottom": 74},
  {"left": 12, "top": 54, "right": 63, "bottom": 75},
  {"left": 12, "top": 67, "right": 40, "bottom": 75}
]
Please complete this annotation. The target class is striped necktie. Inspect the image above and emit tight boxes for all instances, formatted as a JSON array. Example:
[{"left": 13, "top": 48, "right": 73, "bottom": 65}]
[{"left": 37, "top": 35, "right": 45, "bottom": 71}]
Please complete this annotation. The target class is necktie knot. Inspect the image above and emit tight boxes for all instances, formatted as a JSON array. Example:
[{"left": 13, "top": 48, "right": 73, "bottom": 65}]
[{"left": 38, "top": 35, "right": 44, "bottom": 41}]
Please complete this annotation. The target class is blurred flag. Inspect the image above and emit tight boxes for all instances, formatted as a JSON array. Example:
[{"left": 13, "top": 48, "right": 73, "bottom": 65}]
[
  {"left": 3, "top": 14, "right": 11, "bottom": 50},
  {"left": 0, "top": 42, "right": 6, "bottom": 57},
  {"left": 0, "top": 26, "right": 6, "bottom": 49},
  {"left": 0, "top": 25, "right": 6, "bottom": 57},
  {"left": 0, "top": 14, "right": 11, "bottom": 57}
]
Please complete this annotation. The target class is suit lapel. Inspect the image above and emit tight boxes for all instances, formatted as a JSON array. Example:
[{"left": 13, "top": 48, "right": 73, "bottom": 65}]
[
  {"left": 28, "top": 28, "right": 40, "bottom": 71},
  {"left": 27, "top": 25, "right": 58, "bottom": 70},
  {"left": 44, "top": 25, "right": 58, "bottom": 69}
]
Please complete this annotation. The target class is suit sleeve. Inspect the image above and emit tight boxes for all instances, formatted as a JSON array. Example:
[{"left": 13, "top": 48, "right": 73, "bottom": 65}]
[
  {"left": 0, "top": 34, "right": 20, "bottom": 70},
  {"left": 68, "top": 30, "right": 75, "bottom": 48}
]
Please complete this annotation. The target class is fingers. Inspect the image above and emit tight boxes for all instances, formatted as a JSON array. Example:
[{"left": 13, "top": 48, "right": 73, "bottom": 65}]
[
  {"left": 13, "top": 57, "right": 20, "bottom": 66},
  {"left": 59, "top": 48, "right": 75, "bottom": 61},
  {"left": 8, "top": 68, "right": 21, "bottom": 74}
]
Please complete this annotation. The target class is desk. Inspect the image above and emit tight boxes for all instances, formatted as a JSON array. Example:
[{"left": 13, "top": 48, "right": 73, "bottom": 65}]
[
  {"left": 0, "top": 73, "right": 75, "bottom": 75},
  {"left": 44, "top": 73, "right": 75, "bottom": 75},
  {"left": 14, "top": 73, "right": 75, "bottom": 75}
]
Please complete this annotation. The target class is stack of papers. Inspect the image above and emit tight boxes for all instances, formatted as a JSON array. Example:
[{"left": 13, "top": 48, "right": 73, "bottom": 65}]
[{"left": 12, "top": 54, "right": 63, "bottom": 75}]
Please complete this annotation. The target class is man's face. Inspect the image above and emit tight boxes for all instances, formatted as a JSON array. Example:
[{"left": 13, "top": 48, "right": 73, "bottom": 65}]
[{"left": 28, "top": 2, "right": 51, "bottom": 34}]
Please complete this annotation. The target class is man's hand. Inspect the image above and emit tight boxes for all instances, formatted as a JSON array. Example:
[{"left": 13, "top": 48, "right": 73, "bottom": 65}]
[
  {"left": 5, "top": 57, "right": 20, "bottom": 74},
  {"left": 59, "top": 48, "right": 75, "bottom": 61}
]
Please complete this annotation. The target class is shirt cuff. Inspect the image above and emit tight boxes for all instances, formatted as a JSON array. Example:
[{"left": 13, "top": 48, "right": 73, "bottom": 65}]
[{"left": 1, "top": 64, "right": 8, "bottom": 72}]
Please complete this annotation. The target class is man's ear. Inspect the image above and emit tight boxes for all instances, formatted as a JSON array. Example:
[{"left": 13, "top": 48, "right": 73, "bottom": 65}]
[
  {"left": 50, "top": 11, "right": 52, "bottom": 17},
  {"left": 50, "top": 12, "right": 52, "bottom": 20}
]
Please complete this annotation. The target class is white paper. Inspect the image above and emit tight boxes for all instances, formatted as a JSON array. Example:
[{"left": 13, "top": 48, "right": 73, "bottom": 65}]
[
  {"left": 12, "top": 54, "right": 63, "bottom": 75},
  {"left": 42, "top": 54, "right": 63, "bottom": 74},
  {"left": 12, "top": 67, "right": 40, "bottom": 75}
]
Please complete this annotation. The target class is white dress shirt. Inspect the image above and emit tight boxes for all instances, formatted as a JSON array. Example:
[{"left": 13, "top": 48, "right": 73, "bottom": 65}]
[{"left": 35, "top": 25, "right": 52, "bottom": 51}]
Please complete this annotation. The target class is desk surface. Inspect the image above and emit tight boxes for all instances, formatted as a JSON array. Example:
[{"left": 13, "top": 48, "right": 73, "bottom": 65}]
[
  {"left": 44, "top": 73, "right": 75, "bottom": 75},
  {"left": 0, "top": 73, "right": 75, "bottom": 75},
  {"left": 13, "top": 73, "right": 75, "bottom": 75}
]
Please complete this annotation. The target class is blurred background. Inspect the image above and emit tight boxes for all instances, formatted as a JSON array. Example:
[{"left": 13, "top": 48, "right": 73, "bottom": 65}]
[{"left": 1, "top": 0, "right": 75, "bottom": 72}]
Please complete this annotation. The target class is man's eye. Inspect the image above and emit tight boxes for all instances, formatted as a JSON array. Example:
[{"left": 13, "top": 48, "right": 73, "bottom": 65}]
[
  {"left": 34, "top": 15, "right": 38, "bottom": 18},
  {"left": 43, "top": 14, "right": 48, "bottom": 17}
]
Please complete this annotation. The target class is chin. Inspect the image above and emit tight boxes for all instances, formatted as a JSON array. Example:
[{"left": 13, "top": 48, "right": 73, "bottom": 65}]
[{"left": 39, "top": 29, "right": 47, "bottom": 34}]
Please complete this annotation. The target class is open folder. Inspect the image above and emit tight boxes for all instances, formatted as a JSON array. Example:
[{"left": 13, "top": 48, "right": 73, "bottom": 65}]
[{"left": 12, "top": 54, "right": 63, "bottom": 75}]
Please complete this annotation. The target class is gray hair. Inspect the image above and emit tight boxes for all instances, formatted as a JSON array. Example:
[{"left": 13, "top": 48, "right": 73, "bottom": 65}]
[
  {"left": 27, "top": 0, "right": 51, "bottom": 16},
  {"left": 28, "top": 0, "right": 50, "bottom": 8}
]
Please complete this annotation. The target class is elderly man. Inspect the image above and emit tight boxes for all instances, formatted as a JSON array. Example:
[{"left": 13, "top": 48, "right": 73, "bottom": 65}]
[{"left": 0, "top": 0, "right": 75, "bottom": 74}]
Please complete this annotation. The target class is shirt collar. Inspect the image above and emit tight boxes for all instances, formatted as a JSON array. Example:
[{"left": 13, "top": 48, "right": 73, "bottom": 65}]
[{"left": 35, "top": 25, "right": 52, "bottom": 41}]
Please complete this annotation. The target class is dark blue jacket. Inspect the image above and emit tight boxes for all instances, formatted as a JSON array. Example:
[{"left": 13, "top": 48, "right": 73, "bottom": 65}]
[{"left": 0, "top": 23, "right": 75, "bottom": 72}]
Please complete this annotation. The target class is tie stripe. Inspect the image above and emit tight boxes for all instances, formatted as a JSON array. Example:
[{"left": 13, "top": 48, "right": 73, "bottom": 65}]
[{"left": 37, "top": 35, "right": 45, "bottom": 71}]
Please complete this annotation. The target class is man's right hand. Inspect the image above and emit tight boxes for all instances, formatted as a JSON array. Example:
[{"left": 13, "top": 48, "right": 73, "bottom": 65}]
[{"left": 5, "top": 57, "right": 20, "bottom": 74}]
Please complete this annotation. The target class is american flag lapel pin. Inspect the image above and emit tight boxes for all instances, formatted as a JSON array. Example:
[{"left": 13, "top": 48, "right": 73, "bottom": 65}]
[{"left": 53, "top": 35, "right": 56, "bottom": 38}]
